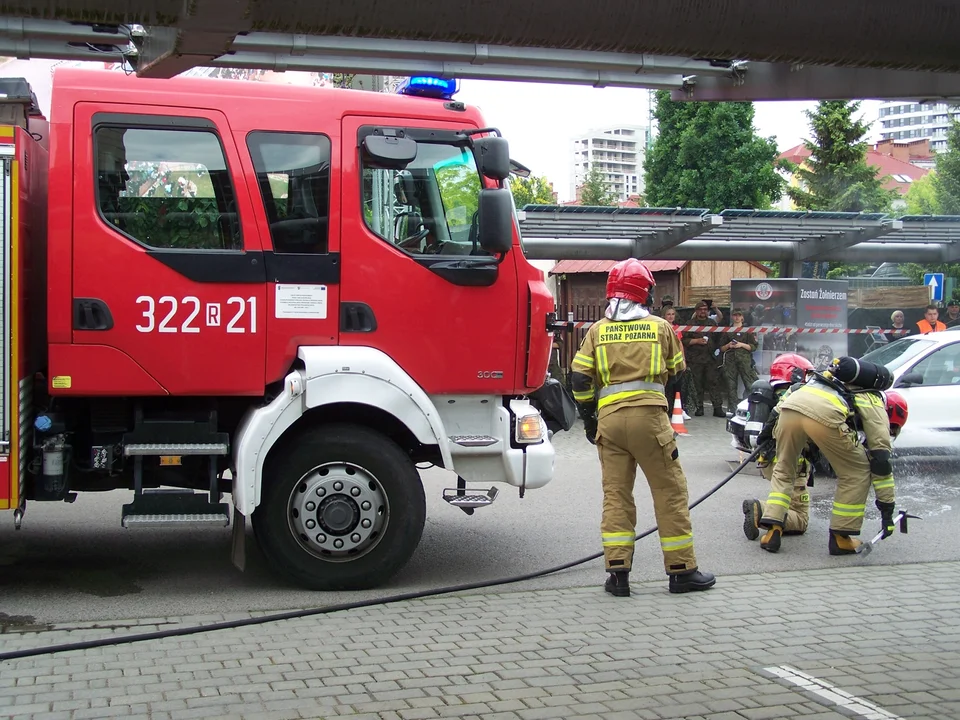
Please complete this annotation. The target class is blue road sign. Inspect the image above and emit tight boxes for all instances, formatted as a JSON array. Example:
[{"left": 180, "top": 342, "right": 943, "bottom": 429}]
[{"left": 924, "top": 272, "right": 945, "bottom": 302}]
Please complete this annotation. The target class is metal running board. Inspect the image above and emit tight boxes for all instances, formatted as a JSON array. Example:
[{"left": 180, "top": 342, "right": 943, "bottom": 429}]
[
  {"left": 124, "top": 442, "right": 229, "bottom": 456},
  {"left": 121, "top": 488, "right": 230, "bottom": 528},
  {"left": 122, "top": 513, "right": 230, "bottom": 528},
  {"left": 442, "top": 486, "right": 499, "bottom": 509},
  {"left": 449, "top": 435, "right": 498, "bottom": 447}
]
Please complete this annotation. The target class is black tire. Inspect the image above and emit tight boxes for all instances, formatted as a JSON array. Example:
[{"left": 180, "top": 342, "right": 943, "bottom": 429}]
[{"left": 251, "top": 423, "right": 426, "bottom": 590}]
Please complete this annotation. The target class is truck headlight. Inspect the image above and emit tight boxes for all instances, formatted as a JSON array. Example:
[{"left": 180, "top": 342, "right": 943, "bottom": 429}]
[{"left": 515, "top": 413, "right": 544, "bottom": 443}]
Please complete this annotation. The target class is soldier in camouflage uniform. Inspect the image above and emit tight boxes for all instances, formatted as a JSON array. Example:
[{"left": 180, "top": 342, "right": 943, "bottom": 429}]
[
  {"left": 718, "top": 308, "right": 759, "bottom": 414},
  {"left": 682, "top": 301, "right": 725, "bottom": 417}
]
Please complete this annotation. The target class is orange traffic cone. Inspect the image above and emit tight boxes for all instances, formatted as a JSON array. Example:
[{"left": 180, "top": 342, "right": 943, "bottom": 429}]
[{"left": 670, "top": 391, "right": 688, "bottom": 435}]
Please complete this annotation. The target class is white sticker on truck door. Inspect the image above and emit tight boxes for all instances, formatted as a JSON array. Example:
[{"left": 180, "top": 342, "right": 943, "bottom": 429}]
[{"left": 275, "top": 284, "right": 328, "bottom": 319}]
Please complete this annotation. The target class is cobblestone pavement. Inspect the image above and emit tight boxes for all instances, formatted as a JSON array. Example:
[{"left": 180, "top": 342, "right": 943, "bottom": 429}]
[{"left": 3, "top": 560, "right": 960, "bottom": 719}]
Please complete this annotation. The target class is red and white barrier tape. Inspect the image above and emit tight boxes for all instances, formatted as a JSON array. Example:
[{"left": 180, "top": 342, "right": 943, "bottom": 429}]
[{"left": 557, "top": 322, "right": 909, "bottom": 335}]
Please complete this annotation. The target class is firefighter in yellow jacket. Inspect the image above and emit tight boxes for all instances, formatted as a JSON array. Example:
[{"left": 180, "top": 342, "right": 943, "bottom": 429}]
[
  {"left": 571, "top": 258, "right": 716, "bottom": 597},
  {"left": 741, "top": 353, "right": 817, "bottom": 543},
  {"left": 757, "top": 357, "right": 899, "bottom": 554}
]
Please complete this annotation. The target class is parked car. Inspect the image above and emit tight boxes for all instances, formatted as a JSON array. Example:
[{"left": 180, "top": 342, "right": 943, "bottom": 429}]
[
  {"left": 859, "top": 331, "right": 960, "bottom": 458},
  {"left": 870, "top": 262, "right": 909, "bottom": 280},
  {"left": 726, "top": 330, "right": 960, "bottom": 465}
]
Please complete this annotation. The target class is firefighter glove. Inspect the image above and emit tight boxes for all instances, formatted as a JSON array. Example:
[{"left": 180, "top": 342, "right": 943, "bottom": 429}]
[
  {"left": 583, "top": 414, "right": 598, "bottom": 445},
  {"left": 876, "top": 500, "right": 896, "bottom": 539}
]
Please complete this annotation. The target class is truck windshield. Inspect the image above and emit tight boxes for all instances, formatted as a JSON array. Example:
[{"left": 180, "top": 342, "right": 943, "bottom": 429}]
[{"left": 361, "top": 141, "right": 490, "bottom": 257}]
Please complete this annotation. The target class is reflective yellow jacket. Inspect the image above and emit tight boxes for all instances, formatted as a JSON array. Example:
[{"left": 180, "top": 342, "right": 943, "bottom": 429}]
[{"left": 571, "top": 315, "right": 686, "bottom": 418}]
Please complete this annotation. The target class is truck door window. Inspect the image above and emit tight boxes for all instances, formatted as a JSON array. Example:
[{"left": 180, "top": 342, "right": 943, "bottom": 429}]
[
  {"left": 94, "top": 126, "right": 242, "bottom": 250},
  {"left": 246, "top": 131, "right": 331, "bottom": 254},
  {"left": 361, "top": 141, "right": 490, "bottom": 258}
]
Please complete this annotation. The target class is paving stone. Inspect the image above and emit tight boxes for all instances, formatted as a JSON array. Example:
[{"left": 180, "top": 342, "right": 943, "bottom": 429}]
[{"left": 4, "top": 562, "right": 960, "bottom": 719}]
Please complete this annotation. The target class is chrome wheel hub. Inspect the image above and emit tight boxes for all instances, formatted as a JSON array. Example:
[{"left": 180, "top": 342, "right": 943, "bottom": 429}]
[{"left": 288, "top": 462, "right": 388, "bottom": 561}]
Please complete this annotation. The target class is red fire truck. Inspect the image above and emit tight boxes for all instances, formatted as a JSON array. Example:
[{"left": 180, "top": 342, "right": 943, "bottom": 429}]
[{"left": 0, "top": 68, "right": 566, "bottom": 590}]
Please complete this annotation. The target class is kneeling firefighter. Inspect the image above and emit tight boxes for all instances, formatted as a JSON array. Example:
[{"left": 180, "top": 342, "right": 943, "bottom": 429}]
[
  {"left": 757, "top": 357, "right": 905, "bottom": 554},
  {"left": 740, "top": 353, "right": 818, "bottom": 544},
  {"left": 571, "top": 258, "right": 716, "bottom": 597}
]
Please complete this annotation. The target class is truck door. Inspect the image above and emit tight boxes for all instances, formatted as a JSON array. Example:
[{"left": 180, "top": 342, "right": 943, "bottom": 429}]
[
  {"left": 71, "top": 105, "right": 266, "bottom": 395},
  {"left": 243, "top": 130, "right": 341, "bottom": 385},
  {"left": 339, "top": 117, "right": 518, "bottom": 395}
]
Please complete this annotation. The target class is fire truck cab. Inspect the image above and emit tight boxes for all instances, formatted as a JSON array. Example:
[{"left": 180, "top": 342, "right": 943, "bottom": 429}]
[{"left": 0, "top": 69, "right": 561, "bottom": 590}]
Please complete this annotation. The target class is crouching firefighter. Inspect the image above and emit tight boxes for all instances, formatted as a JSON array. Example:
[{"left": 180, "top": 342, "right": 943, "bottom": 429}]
[
  {"left": 740, "top": 353, "right": 817, "bottom": 544},
  {"left": 757, "top": 356, "right": 904, "bottom": 555},
  {"left": 570, "top": 258, "right": 716, "bottom": 597}
]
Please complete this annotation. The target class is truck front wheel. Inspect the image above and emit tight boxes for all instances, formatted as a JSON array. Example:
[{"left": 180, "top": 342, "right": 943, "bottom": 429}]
[{"left": 252, "top": 423, "right": 426, "bottom": 590}]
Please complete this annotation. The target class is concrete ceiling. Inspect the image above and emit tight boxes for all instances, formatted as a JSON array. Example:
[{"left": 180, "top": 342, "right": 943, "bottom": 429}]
[{"left": 1, "top": 1, "right": 960, "bottom": 100}]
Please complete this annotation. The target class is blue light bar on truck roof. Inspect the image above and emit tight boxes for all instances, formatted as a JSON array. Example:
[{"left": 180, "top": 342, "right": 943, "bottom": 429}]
[{"left": 397, "top": 76, "right": 460, "bottom": 99}]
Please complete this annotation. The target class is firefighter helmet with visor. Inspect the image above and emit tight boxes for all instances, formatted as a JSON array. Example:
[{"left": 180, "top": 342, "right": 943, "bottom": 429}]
[
  {"left": 605, "top": 259, "right": 656, "bottom": 307},
  {"left": 769, "top": 353, "right": 814, "bottom": 387},
  {"left": 883, "top": 389, "right": 909, "bottom": 438}
]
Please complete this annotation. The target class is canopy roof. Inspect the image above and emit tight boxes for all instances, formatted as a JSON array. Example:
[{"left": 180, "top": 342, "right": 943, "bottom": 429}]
[
  {"left": 517, "top": 206, "right": 960, "bottom": 267},
  {"left": 0, "top": 4, "right": 959, "bottom": 100}
]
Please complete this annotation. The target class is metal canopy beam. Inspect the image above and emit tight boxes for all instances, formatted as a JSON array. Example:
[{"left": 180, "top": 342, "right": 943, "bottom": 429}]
[
  {"left": 518, "top": 207, "right": 960, "bottom": 265},
  {"left": 1, "top": 0, "right": 959, "bottom": 75},
  {"left": 518, "top": 207, "right": 724, "bottom": 247},
  {"left": 136, "top": 0, "right": 247, "bottom": 78},
  {"left": 672, "top": 63, "right": 960, "bottom": 102},
  {"left": 1, "top": 16, "right": 960, "bottom": 99},
  {"left": 521, "top": 238, "right": 955, "bottom": 263},
  {"left": 209, "top": 51, "right": 688, "bottom": 89}
]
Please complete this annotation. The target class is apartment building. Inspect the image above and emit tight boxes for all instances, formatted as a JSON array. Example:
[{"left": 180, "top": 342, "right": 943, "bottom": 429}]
[
  {"left": 878, "top": 101, "right": 959, "bottom": 153},
  {"left": 569, "top": 124, "right": 649, "bottom": 202}
]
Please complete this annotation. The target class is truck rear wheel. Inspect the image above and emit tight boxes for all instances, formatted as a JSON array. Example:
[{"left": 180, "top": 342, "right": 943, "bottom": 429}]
[{"left": 252, "top": 423, "right": 426, "bottom": 590}]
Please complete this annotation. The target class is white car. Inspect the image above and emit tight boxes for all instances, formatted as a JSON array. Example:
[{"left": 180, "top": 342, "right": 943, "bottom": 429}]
[
  {"left": 726, "top": 330, "right": 960, "bottom": 464},
  {"left": 859, "top": 330, "right": 960, "bottom": 458}
]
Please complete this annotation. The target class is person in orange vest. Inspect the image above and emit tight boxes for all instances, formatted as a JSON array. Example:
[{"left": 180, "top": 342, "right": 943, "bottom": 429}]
[{"left": 913, "top": 304, "right": 946, "bottom": 335}]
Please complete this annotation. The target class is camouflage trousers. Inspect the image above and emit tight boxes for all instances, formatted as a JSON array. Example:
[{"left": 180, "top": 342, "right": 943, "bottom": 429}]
[
  {"left": 723, "top": 350, "right": 758, "bottom": 411},
  {"left": 688, "top": 360, "right": 724, "bottom": 411},
  {"left": 664, "top": 369, "right": 695, "bottom": 416}
]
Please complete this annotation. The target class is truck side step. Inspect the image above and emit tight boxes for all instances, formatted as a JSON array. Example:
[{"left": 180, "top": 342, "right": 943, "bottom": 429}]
[
  {"left": 442, "top": 486, "right": 499, "bottom": 509},
  {"left": 124, "top": 442, "right": 229, "bottom": 456},
  {"left": 449, "top": 435, "right": 498, "bottom": 447},
  {"left": 121, "top": 488, "right": 230, "bottom": 528}
]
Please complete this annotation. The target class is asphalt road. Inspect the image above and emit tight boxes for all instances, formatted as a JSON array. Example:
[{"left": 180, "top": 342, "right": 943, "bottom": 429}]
[{"left": 1, "top": 413, "right": 958, "bottom": 627}]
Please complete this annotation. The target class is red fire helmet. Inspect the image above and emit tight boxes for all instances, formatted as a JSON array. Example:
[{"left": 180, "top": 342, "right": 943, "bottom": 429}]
[
  {"left": 883, "top": 389, "right": 909, "bottom": 437},
  {"left": 769, "top": 353, "right": 815, "bottom": 386},
  {"left": 605, "top": 259, "right": 655, "bottom": 306}
]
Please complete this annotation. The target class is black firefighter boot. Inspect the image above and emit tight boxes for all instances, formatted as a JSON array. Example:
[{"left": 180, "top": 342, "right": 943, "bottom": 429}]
[
  {"left": 668, "top": 568, "right": 716, "bottom": 594},
  {"left": 829, "top": 531, "right": 862, "bottom": 555},
  {"left": 742, "top": 499, "right": 762, "bottom": 541},
  {"left": 760, "top": 523, "right": 782, "bottom": 553},
  {"left": 604, "top": 570, "right": 630, "bottom": 597}
]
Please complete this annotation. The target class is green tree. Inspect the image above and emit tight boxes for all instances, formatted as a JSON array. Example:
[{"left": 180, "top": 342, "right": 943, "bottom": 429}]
[
  {"left": 933, "top": 120, "right": 960, "bottom": 214},
  {"left": 578, "top": 164, "right": 615, "bottom": 206},
  {"left": 510, "top": 175, "right": 556, "bottom": 208},
  {"left": 825, "top": 263, "right": 871, "bottom": 280},
  {"left": 905, "top": 173, "right": 941, "bottom": 215},
  {"left": 643, "top": 90, "right": 783, "bottom": 212},
  {"left": 786, "top": 101, "right": 899, "bottom": 213}
]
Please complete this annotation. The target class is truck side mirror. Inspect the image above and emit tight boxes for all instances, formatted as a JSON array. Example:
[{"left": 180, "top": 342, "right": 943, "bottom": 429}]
[
  {"left": 478, "top": 188, "right": 513, "bottom": 254},
  {"left": 473, "top": 137, "right": 511, "bottom": 181},
  {"left": 362, "top": 134, "right": 417, "bottom": 170}
]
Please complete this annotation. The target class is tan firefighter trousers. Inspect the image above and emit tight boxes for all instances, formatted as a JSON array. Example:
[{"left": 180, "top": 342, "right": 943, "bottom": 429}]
[
  {"left": 761, "top": 409, "right": 872, "bottom": 535},
  {"left": 596, "top": 404, "right": 698, "bottom": 575},
  {"left": 760, "top": 459, "right": 810, "bottom": 534}
]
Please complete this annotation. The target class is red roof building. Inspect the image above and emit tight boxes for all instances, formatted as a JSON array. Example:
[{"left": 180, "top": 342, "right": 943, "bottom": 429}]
[{"left": 779, "top": 141, "right": 930, "bottom": 198}]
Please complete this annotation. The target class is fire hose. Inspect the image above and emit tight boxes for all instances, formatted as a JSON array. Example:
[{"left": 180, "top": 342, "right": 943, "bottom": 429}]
[{"left": 5, "top": 443, "right": 894, "bottom": 662}]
